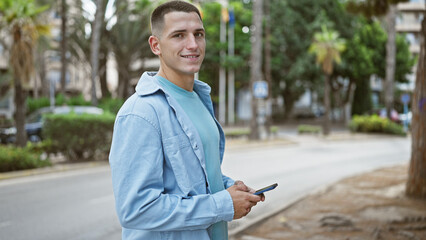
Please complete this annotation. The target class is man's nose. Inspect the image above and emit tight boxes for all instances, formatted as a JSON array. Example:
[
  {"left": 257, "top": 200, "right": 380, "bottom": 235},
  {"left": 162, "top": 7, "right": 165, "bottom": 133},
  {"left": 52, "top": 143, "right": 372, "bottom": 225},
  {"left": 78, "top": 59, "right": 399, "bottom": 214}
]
[{"left": 186, "top": 35, "right": 198, "bottom": 49}]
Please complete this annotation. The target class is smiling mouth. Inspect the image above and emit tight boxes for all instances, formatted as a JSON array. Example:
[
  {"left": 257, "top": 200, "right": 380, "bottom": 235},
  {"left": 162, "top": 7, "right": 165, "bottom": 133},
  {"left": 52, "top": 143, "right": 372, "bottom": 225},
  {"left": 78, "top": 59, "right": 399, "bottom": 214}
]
[{"left": 181, "top": 54, "right": 199, "bottom": 59}]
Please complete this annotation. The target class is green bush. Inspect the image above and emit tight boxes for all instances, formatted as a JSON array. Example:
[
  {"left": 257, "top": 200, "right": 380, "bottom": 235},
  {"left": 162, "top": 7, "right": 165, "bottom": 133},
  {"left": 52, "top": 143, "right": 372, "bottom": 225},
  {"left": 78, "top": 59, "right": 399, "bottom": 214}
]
[
  {"left": 99, "top": 97, "right": 125, "bottom": 114},
  {"left": 26, "top": 94, "right": 91, "bottom": 115},
  {"left": 224, "top": 126, "right": 279, "bottom": 138},
  {"left": 67, "top": 94, "right": 91, "bottom": 106},
  {"left": 298, "top": 124, "right": 321, "bottom": 134},
  {"left": 43, "top": 112, "right": 115, "bottom": 162},
  {"left": 55, "top": 93, "right": 67, "bottom": 106},
  {"left": 349, "top": 115, "right": 406, "bottom": 136},
  {"left": 224, "top": 128, "right": 250, "bottom": 138},
  {"left": 0, "top": 145, "right": 51, "bottom": 172},
  {"left": 27, "top": 97, "right": 50, "bottom": 114}
]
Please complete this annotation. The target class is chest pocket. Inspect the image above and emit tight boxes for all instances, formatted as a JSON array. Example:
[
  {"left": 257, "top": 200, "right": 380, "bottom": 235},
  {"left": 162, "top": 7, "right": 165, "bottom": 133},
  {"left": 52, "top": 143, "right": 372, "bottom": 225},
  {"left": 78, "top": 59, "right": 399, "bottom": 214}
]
[{"left": 163, "top": 133, "right": 206, "bottom": 195}]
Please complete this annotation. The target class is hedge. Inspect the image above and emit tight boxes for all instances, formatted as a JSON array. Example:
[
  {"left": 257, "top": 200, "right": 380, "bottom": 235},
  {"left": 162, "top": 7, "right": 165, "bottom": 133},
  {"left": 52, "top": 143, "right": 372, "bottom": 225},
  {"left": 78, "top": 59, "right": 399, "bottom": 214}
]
[
  {"left": 99, "top": 97, "right": 125, "bottom": 114},
  {"left": 298, "top": 124, "right": 321, "bottom": 134},
  {"left": 43, "top": 112, "right": 115, "bottom": 162},
  {"left": 26, "top": 94, "right": 91, "bottom": 115},
  {"left": 349, "top": 115, "right": 406, "bottom": 136},
  {"left": 0, "top": 145, "right": 51, "bottom": 172}
]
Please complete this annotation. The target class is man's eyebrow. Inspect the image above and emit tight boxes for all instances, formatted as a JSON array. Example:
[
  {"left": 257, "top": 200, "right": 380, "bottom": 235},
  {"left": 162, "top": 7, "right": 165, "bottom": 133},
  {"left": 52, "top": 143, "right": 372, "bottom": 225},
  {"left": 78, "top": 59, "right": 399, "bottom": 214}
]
[{"left": 168, "top": 28, "right": 205, "bottom": 37}]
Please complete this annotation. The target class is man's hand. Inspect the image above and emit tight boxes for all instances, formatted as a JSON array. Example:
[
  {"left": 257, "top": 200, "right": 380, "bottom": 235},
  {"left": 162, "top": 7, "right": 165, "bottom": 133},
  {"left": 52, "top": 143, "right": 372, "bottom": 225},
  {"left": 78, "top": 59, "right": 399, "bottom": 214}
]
[
  {"left": 234, "top": 180, "right": 266, "bottom": 202},
  {"left": 226, "top": 181, "right": 262, "bottom": 219}
]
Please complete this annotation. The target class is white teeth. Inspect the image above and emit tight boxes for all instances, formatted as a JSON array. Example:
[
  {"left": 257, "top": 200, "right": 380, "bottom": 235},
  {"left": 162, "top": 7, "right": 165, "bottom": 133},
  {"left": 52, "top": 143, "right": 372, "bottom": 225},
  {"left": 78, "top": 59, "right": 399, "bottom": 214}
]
[{"left": 182, "top": 55, "right": 198, "bottom": 58}]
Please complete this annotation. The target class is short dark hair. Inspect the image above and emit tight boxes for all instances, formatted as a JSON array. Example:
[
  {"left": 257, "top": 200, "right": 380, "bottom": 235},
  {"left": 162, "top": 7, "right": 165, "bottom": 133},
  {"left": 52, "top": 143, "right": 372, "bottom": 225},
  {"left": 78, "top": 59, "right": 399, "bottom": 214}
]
[{"left": 150, "top": 1, "right": 202, "bottom": 36}]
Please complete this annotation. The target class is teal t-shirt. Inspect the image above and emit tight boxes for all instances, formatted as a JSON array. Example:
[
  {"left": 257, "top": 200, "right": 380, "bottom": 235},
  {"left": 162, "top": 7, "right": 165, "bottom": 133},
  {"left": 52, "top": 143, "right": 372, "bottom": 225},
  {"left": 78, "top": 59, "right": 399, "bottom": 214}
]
[{"left": 156, "top": 76, "right": 228, "bottom": 240}]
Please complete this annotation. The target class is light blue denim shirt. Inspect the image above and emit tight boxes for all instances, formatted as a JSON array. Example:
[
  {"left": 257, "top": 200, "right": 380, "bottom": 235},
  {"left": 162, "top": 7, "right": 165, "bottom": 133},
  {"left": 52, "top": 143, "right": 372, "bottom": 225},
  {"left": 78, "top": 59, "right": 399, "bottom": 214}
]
[{"left": 109, "top": 72, "right": 235, "bottom": 239}]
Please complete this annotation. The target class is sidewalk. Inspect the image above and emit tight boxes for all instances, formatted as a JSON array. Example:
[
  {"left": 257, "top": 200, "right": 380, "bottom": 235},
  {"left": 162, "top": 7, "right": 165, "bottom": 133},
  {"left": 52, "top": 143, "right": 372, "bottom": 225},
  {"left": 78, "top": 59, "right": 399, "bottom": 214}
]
[{"left": 232, "top": 164, "right": 426, "bottom": 240}]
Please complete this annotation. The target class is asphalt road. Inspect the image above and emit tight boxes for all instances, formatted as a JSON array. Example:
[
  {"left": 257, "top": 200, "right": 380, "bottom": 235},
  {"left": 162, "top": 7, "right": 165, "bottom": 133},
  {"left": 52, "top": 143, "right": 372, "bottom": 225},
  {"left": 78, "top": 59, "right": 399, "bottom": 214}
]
[
  {"left": 223, "top": 135, "right": 410, "bottom": 234},
  {"left": 0, "top": 134, "right": 410, "bottom": 240}
]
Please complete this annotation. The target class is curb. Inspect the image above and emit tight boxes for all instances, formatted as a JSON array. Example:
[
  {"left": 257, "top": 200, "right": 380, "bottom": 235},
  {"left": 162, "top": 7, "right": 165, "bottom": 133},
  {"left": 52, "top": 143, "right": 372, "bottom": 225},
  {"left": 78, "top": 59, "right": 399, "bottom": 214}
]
[{"left": 0, "top": 161, "right": 108, "bottom": 181}]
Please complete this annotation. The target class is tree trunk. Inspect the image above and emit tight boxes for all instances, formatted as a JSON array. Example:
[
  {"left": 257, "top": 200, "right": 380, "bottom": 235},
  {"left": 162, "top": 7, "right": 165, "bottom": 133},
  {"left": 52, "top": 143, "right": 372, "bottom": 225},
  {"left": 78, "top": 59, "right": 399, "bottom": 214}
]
[
  {"left": 406, "top": 14, "right": 426, "bottom": 199},
  {"left": 323, "top": 74, "right": 331, "bottom": 135},
  {"left": 343, "top": 80, "right": 355, "bottom": 125},
  {"left": 60, "top": 0, "right": 68, "bottom": 95},
  {"left": 249, "top": 0, "right": 263, "bottom": 140},
  {"left": 38, "top": 51, "right": 48, "bottom": 97},
  {"left": 90, "top": 0, "right": 104, "bottom": 106},
  {"left": 117, "top": 69, "right": 130, "bottom": 99},
  {"left": 385, "top": 5, "right": 396, "bottom": 119},
  {"left": 264, "top": 0, "right": 272, "bottom": 136},
  {"left": 99, "top": 44, "right": 110, "bottom": 98},
  {"left": 282, "top": 88, "right": 295, "bottom": 120},
  {"left": 14, "top": 80, "right": 27, "bottom": 147}
]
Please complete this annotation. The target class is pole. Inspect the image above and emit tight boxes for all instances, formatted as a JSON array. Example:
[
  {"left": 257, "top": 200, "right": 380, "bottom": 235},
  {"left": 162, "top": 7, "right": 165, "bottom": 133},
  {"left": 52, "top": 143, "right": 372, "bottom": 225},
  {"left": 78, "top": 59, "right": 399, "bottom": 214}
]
[
  {"left": 249, "top": 0, "right": 263, "bottom": 140},
  {"left": 219, "top": 5, "right": 227, "bottom": 124},
  {"left": 228, "top": 7, "right": 235, "bottom": 125}
]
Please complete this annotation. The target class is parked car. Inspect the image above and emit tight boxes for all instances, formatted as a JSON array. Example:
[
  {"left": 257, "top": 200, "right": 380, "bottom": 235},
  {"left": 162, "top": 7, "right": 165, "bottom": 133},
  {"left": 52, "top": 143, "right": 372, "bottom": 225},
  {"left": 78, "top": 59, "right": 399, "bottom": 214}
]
[{"left": 0, "top": 106, "right": 103, "bottom": 144}]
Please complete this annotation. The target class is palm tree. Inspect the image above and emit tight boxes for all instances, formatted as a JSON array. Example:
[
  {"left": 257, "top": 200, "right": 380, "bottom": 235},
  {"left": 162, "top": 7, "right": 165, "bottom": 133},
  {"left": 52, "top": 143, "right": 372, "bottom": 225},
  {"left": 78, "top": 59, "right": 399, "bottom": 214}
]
[
  {"left": 0, "top": 0, "right": 49, "bottom": 147},
  {"left": 109, "top": 0, "right": 153, "bottom": 99},
  {"left": 309, "top": 25, "right": 346, "bottom": 135}
]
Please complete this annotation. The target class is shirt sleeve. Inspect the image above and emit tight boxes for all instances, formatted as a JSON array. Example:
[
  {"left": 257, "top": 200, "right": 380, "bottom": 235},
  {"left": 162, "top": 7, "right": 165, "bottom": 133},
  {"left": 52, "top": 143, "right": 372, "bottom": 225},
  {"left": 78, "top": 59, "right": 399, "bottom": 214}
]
[
  {"left": 222, "top": 174, "right": 235, "bottom": 189},
  {"left": 109, "top": 114, "right": 234, "bottom": 232}
]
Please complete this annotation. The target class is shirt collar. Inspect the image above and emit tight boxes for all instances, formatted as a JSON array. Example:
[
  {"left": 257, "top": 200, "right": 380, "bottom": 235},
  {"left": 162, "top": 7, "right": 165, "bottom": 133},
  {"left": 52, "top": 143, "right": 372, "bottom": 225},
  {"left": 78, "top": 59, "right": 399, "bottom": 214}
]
[{"left": 135, "top": 71, "right": 211, "bottom": 97}]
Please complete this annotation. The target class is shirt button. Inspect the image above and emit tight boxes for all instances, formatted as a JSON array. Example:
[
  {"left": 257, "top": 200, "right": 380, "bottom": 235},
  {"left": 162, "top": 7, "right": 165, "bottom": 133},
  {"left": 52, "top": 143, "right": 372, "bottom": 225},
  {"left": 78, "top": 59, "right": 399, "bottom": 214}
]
[{"left": 194, "top": 144, "right": 199, "bottom": 150}]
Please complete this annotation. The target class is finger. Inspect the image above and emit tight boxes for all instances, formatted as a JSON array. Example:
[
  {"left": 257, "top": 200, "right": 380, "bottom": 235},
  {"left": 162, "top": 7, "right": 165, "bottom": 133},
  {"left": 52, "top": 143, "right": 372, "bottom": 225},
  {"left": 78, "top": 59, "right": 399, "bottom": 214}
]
[
  {"left": 234, "top": 180, "right": 244, "bottom": 186},
  {"left": 247, "top": 187, "right": 256, "bottom": 194},
  {"left": 247, "top": 194, "right": 262, "bottom": 202},
  {"left": 235, "top": 183, "right": 249, "bottom": 192}
]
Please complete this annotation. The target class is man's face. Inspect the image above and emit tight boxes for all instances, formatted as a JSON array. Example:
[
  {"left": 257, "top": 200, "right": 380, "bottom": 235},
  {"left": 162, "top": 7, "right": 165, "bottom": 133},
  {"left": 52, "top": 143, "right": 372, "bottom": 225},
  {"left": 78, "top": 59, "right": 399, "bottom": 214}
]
[{"left": 150, "top": 11, "right": 205, "bottom": 77}]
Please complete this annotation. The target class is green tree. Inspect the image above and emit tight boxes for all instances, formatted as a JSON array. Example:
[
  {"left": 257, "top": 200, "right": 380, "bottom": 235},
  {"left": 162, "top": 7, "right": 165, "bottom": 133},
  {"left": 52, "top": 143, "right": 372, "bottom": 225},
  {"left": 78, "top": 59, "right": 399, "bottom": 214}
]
[
  {"left": 309, "top": 25, "right": 346, "bottom": 135},
  {"left": 346, "top": 0, "right": 425, "bottom": 199},
  {"left": 346, "top": 0, "right": 409, "bottom": 119},
  {"left": 0, "top": 0, "right": 49, "bottom": 147},
  {"left": 199, "top": 1, "right": 252, "bottom": 104},
  {"left": 110, "top": 0, "right": 153, "bottom": 99},
  {"left": 268, "top": 0, "right": 354, "bottom": 120},
  {"left": 335, "top": 19, "right": 415, "bottom": 117}
]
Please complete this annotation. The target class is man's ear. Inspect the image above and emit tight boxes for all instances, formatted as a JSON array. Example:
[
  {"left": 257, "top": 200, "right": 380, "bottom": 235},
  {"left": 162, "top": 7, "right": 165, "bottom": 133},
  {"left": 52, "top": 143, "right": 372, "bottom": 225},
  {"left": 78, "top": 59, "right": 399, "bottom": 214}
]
[{"left": 149, "top": 36, "right": 161, "bottom": 56}]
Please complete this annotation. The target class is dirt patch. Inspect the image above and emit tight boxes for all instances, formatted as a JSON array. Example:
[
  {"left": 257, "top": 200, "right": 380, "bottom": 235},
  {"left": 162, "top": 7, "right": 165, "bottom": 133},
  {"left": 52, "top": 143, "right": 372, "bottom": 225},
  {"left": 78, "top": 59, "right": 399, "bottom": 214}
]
[{"left": 234, "top": 165, "right": 426, "bottom": 240}]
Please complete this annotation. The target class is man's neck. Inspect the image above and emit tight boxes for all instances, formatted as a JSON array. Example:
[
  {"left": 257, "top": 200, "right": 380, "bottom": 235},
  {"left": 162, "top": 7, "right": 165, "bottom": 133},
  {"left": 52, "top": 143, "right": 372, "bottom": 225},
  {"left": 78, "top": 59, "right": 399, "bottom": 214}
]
[{"left": 157, "top": 68, "right": 195, "bottom": 92}]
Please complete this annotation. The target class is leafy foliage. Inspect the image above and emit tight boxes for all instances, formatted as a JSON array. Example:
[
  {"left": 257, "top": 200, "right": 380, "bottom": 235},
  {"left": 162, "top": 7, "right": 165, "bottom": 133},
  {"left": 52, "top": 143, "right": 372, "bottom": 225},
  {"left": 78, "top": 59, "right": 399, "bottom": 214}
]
[
  {"left": 349, "top": 114, "right": 406, "bottom": 136},
  {"left": 309, "top": 25, "right": 346, "bottom": 75},
  {"left": 43, "top": 112, "right": 115, "bottom": 161},
  {"left": 26, "top": 94, "right": 91, "bottom": 115},
  {"left": 345, "top": 0, "right": 409, "bottom": 18},
  {"left": 199, "top": 0, "right": 252, "bottom": 99},
  {"left": 298, "top": 125, "right": 321, "bottom": 134},
  {"left": 99, "top": 97, "right": 125, "bottom": 114},
  {"left": 0, "top": 144, "right": 51, "bottom": 172}
]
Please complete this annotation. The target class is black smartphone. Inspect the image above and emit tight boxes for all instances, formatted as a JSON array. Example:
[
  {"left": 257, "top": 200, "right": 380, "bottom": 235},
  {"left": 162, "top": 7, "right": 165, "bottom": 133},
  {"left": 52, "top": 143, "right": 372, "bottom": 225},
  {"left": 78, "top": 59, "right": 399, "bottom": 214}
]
[{"left": 254, "top": 183, "right": 278, "bottom": 195}]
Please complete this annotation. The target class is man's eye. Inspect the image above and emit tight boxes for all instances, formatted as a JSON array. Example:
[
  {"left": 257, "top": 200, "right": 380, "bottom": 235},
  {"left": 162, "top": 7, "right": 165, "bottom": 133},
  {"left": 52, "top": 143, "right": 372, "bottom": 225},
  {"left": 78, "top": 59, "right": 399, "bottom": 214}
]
[
  {"left": 195, "top": 32, "right": 204, "bottom": 37},
  {"left": 174, "top": 34, "right": 184, "bottom": 38}
]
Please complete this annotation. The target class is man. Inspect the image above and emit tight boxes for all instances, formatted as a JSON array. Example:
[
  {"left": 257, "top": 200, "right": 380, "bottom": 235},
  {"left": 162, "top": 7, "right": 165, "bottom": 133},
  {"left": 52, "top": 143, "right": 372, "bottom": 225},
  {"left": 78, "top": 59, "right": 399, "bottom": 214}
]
[{"left": 109, "top": 1, "right": 263, "bottom": 239}]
